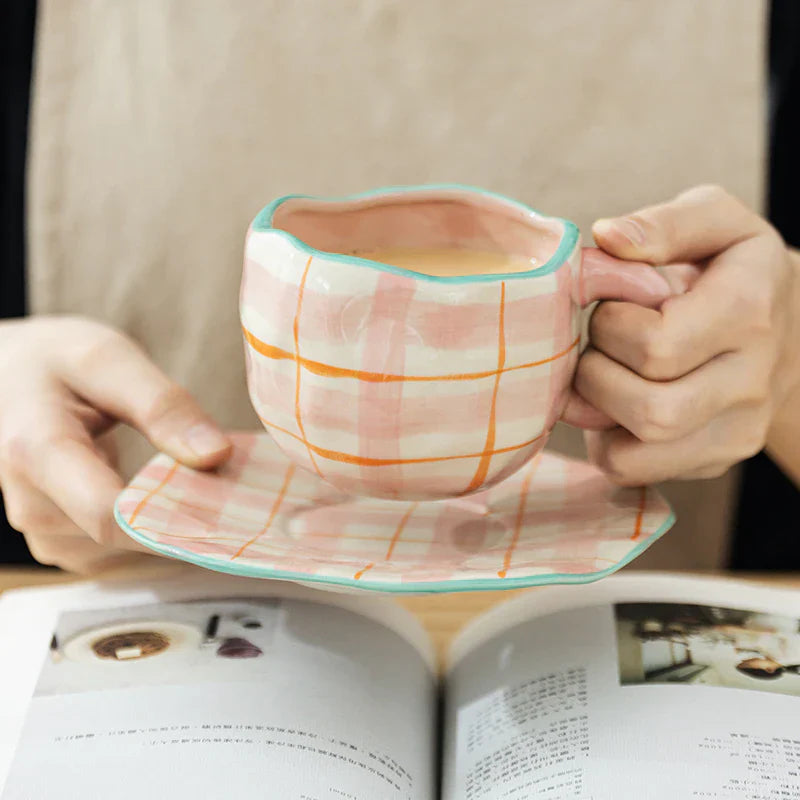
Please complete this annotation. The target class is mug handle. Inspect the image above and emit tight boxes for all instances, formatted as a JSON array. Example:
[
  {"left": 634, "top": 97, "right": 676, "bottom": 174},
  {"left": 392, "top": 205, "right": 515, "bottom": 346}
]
[
  {"left": 579, "top": 246, "right": 671, "bottom": 309},
  {"left": 563, "top": 246, "right": 673, "bottom": 430}
]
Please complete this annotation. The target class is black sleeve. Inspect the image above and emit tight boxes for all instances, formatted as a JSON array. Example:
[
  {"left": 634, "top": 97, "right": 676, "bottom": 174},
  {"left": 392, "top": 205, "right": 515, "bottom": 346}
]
[
  {"left": 767, "top": 0, "right": 800, "bottom": 245},
  {"left": 0, "top": 0, "right": 37, "bottom": 564},
  {"left": 1, "top": 0, "right": 35, "bottom": 321},
  {"left": 730, "top": 0, "right": 800, "bottom": 570}
]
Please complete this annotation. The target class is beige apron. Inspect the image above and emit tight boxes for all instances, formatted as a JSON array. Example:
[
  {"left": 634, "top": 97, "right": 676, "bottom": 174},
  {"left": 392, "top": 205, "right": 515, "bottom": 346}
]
[{"left": 28, "top": 0, "right": 765, "bottom": 570}]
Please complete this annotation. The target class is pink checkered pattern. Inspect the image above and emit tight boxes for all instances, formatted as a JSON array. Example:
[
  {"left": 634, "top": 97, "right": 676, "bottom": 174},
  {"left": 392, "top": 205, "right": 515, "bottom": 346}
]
[
  {"left": 240, "top": 228, "right": 582, "bottom": 501},
  {"left": 115, "top": 433, "right": 674, "bottom": 591}
]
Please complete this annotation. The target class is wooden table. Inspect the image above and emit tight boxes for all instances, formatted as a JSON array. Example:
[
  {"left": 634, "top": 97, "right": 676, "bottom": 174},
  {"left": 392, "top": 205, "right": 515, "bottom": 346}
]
[{"left": 2, "top": 566, "right": 800, "bottom": 665}]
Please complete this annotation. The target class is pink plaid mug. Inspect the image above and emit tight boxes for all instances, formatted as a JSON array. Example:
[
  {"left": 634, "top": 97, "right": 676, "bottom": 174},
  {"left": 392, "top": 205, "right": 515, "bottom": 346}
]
[{"left": 241, "top": 185, "right": 667, "bottom": 500}]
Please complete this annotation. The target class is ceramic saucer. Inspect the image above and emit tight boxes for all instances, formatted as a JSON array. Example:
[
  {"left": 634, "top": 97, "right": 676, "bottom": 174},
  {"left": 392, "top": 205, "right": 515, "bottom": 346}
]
[{"left": 115, "top": 432, "right": 675, "bottom": 594}]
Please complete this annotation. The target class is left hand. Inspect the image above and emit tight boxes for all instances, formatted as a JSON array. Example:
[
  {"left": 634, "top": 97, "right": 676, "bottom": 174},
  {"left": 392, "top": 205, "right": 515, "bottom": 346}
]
[{"left": 562, "top": 184, "right": 800, "bottom": 485}]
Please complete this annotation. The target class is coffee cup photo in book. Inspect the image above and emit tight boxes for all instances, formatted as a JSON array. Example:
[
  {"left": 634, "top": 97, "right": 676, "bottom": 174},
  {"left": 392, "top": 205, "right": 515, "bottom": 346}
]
[{"left": 1, "top": 574, "right": 799, "bottom": 799}]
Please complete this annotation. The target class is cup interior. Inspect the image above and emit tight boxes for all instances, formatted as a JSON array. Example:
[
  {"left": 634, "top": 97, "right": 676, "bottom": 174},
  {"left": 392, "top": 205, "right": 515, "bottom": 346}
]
[{"left": 269, "top": 188, "right": 567, "bottom": 274}]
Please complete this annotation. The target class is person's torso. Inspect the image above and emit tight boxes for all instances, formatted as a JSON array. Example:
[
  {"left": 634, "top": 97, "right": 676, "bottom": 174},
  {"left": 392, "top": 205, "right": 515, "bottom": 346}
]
[{"left": 28, "top": 0, "right": 766, "bottom": 568}]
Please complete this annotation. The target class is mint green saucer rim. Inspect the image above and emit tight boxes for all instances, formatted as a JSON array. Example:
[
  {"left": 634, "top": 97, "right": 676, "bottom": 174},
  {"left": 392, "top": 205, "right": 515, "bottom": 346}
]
[{"left": 114, "top": 502, "right": 676, "bottom": 595}]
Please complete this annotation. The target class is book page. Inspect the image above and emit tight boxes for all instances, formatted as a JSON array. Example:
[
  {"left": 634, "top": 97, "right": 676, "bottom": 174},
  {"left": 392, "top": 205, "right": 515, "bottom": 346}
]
[
  {"left": 0, "top": 572, "right": 437, "bottom": 800},
  {"left": 442, "top": 574, "right": 800, "bottom": 800}
]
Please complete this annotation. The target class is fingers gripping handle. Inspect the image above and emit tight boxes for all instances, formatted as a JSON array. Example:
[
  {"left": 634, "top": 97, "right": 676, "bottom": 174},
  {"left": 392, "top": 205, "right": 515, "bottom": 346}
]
[{"left": 563, "top": 248, "right": 673, "bottom": 430}]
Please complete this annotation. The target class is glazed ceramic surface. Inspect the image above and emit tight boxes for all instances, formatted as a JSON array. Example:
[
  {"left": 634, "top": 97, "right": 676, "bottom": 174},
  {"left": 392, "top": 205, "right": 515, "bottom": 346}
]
[
  {"left": 241, "top": 185, "right": 585, "bottom": 501},
  {"left": 115, "top": 433, "right": 676, "bottom": 595}
]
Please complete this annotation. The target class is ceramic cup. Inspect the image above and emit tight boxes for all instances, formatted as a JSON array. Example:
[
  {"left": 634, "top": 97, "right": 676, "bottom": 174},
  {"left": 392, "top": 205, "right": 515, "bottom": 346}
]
[{"left": 241, "top": 185, "right": 667, "bottom": 501}]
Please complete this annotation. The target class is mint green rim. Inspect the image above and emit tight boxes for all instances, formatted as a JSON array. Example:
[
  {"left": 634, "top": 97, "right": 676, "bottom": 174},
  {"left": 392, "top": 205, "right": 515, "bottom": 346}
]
[
  {"left": 251, "top": 183, "right": 580, "bottom": 285},
  {"left": 113, "top": 502, "right": 675, "bottom": 595}
]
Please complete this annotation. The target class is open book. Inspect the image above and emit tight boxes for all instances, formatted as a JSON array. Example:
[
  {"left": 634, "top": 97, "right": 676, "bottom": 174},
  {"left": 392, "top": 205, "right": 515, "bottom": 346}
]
[{"left": 1, "top": 571, "right": 799, "bottom": 799}]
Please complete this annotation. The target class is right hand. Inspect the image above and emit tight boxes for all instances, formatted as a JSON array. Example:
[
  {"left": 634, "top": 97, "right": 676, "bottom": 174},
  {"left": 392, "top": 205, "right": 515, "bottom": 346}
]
[
  {"left": 563, "top": 185, "right": 800, "bottom": 486},
  {"left": 0, "top": 316, "right": 232, "bottom": 573}
]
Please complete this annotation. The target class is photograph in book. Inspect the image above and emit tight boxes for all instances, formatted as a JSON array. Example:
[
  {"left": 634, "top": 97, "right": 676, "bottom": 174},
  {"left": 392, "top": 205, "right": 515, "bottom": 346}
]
[
  {"left": 614, "top": 602, "right": 800, "bottom": 696},
  {"left": 2, "top": 589, "right": 436, "bottom": 800},
  {"left": 36, "top": 598, "right": 290, "bottom": 696}
]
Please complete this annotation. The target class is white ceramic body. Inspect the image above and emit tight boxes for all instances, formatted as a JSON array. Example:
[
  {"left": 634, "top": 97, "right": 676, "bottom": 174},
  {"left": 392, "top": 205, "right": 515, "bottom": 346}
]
[{"left": 241, "top": 185, "right": 582, "bottom": 500}]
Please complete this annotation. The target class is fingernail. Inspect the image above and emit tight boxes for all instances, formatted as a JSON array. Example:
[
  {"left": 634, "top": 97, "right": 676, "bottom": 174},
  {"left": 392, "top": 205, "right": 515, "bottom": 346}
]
[
  {"left": 595, "top": 217, "right": 646, "bottom": 246},
  {"left": 183, "top": 423, "right": 230, "bottom": 457}
]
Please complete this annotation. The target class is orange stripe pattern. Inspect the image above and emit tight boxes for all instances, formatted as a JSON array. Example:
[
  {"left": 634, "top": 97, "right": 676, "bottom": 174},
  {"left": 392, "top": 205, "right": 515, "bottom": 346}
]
[
  {"left": 465, "top": 282, "right": 506, "bottom": 493},
  {"left": 231, "top": 464, "right": 295, "bottom": 560},
  {"left": 243, "top": 325, "right": 579, "bottom": 384},
  {"left": 293, "top": 256, "right": 323, "bottom": 477},
  {"left": 128, "top": 461, "right": 179, "bottom": 526},
  {"left": 498, "top": 457, "right": 538, "bottom": 578},
  {"left": 354, "top": 501, "right": 418, "bottom": 579},
  {"left": 259, "top": 413, "right": 544, "bottom": 466},
  {"left": 631, "top": 487, "right": 647, "bottom": 540},
  {"left": 353, "top": 563, "right": 375, "bottom": 580},
  {"left": 384, "top": 502, "right": 417, "bottom": 561}
]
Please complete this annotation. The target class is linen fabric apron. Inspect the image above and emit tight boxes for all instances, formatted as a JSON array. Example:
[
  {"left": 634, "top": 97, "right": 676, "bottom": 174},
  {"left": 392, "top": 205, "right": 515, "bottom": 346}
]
[{"left": 28, "top": 0, "right": 766, "bottom": 569}]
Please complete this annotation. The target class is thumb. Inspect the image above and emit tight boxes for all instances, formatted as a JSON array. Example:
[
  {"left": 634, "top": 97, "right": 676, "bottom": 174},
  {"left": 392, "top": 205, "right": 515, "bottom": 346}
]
[
  {"left": 60, "top": 327, "right": 232, "bottom": 469},
  {"left": 592, "top": 184, "right": 767, "bottom": 265},
  {"left": 127, "top": 384, "right": 233, "bottom": 470}
]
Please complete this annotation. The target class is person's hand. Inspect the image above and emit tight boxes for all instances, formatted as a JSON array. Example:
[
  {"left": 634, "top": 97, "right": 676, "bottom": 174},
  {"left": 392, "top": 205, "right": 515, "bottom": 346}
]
[
  {"left": 0, "top": 316, "right": 232, "bottom": 572},
  {"left": 563, "top": 185, "right": 800, "bottom": 485}
]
